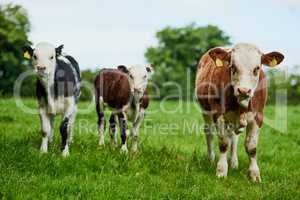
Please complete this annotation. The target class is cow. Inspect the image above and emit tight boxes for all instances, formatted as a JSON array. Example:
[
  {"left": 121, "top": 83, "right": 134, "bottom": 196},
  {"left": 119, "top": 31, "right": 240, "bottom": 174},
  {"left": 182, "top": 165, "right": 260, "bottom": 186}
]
[
  {"left": 94, "top": 64, "right": 153, "bottom": 153},
  {"left": 195, "top": 43, "right": 284, "bottom": 182},
  {"left": 22, "top": 42, "right": 81, "bottom": 157}
]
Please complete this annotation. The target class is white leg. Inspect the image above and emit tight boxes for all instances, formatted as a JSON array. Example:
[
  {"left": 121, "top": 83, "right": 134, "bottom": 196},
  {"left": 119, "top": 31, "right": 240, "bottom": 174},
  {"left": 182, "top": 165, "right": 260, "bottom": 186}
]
[
  {"left": 62, "top": 108, "right": 76, "bottom": 157},
  {"left": 245, "top": 121, "right": 261, "bottom": 182},
  {"left": 217, "top": 148, "right": 228, "bottom": 178},
  {"left": 216, "top": 116, "right": 229, "bottom": 178},
  {"left": 98, "top": 114, "right": 105, "bottom": 146},
  {"left": 61, "top": 98, "right": 77, "bottom": 157},
  {"left": 39, "top": 107, "right": 52, "bottom": 153},
  {"left": 131, "top": 108, "right": 145, "bottom": 152},
  {"left": 230, "top": 133, "right": 239, "bottom": 169}
]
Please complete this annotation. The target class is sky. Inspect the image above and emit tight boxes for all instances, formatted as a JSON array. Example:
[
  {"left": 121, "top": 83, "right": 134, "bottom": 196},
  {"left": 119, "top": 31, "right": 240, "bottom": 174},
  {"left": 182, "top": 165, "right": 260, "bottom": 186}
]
[{"left": 2, "top": 0, "right": 300, "bottom": 70}]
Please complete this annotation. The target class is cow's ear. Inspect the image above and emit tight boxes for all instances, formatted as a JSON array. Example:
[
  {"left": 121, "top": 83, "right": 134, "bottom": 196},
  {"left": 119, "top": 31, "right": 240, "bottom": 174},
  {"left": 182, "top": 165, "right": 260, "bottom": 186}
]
[
  {"left": 55, "top": 45, "right": 64, "bottom": 56},
  {"left": 209, "top": 48, "right": 231, "bottom": 67},
  {"left": 262, "top": 52, "right": 284, "bottom": 67},
  {"left": 117, "top": 65, "right": 129, "bottom": 74},
  {"left": 146, "top": 64, "right": 154, "bottom": 75},
  {"left": 22, "top": 45, "right": 33, "bottom": 59}
]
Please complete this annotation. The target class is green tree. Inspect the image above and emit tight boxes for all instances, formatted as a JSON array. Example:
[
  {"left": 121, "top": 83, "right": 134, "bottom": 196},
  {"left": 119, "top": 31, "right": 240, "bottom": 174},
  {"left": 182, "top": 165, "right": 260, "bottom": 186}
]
[
  {"left": 80, "top": 69, "right": 98, "bottom": 101},
  {"left": 145, "top": 24, "right": 231, "bottom": 99},
  {"left": 0, "top": 3, "right": 32, "bottom": 96}
]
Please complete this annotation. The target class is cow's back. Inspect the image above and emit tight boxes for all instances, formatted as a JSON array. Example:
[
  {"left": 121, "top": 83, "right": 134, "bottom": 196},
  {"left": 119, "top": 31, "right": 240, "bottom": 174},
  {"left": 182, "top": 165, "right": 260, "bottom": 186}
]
[{"left": 94, "top": 69, "right": 131, "bottom": 109}]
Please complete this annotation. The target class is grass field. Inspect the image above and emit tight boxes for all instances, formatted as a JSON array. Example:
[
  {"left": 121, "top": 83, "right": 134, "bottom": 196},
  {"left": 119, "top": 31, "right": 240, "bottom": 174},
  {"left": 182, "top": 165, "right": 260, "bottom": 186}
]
[{"left": 0, "top": 98, "right": 300, "bottom": 199}]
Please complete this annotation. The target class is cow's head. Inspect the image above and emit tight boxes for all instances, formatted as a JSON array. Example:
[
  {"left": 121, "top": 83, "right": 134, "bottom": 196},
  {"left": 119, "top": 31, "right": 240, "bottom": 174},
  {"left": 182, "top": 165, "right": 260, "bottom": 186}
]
[
  {"left": 23, "top": 42, "right": 64, "bottom": 78},
  {"left": 209, "top": 43, "right": 284, "bottom": 108},
  {"left": 118, "top": 64, "right": 153, "bottom": 99}
]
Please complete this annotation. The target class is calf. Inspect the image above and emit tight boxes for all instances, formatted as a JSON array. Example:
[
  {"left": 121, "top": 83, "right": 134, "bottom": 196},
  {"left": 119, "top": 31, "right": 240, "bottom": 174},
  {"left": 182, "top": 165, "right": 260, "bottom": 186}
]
[
  {"left": 94, "top": 65, "right": 153, "bottom": 152},
  {"left": 23, "top": 42, "right": 81, "bottom": 157},
  {"left": 195, "top": 43, "right": 284, "bottom": 182}
]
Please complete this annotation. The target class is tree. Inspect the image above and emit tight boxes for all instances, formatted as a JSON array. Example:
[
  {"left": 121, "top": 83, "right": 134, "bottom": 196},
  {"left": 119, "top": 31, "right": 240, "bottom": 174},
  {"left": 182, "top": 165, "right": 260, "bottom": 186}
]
[
  {"left": 0, "top": 4, "right": 32, "bottom": 96},
  {"left": 80, "top": 69, "right": 98, "bottom": 101},
  {"left": 145, "top": 24, "right": 231, "bottom": 99}
]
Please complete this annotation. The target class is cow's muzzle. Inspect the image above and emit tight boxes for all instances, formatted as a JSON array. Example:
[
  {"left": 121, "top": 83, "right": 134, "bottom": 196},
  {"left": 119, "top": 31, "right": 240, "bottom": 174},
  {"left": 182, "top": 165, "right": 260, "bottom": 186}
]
[{"left": 237, "top": 87, "right": 251, "bottom": 97}]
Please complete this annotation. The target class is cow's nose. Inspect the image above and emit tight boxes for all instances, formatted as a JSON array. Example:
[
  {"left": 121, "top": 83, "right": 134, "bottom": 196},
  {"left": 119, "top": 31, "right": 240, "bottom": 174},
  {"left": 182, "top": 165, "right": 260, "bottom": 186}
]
[
  {"left": 37, "top": 66, "right": 46, "bottom": 72},
  {"left": 237, "top": 87, "right": 251, "bottom": 96},
  {"left": 134, "top": 88, "right": 143, "bottom": 94}
]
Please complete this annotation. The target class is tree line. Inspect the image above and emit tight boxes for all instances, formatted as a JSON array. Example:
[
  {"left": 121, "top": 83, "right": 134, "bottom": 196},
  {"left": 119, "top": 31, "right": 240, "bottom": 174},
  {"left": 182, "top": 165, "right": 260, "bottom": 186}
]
[{"left": 0, "top": 3, "right": 299, "bottom": 104}]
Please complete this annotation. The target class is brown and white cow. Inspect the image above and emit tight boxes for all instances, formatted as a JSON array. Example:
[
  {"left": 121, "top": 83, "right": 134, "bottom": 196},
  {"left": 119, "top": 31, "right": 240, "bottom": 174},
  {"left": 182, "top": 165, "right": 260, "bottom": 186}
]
[
  {"left": 94, "top": 65, "right": 153, "bottom": 153},
  {"left": 195, "top": 43, "right": 284, "bottom": 182}
]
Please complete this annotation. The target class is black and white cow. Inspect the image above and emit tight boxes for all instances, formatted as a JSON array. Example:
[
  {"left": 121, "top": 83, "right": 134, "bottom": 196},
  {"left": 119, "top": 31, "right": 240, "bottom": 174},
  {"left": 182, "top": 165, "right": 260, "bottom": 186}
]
[{"left": 23, "top": 42, "right": 81, "bottom": 157}]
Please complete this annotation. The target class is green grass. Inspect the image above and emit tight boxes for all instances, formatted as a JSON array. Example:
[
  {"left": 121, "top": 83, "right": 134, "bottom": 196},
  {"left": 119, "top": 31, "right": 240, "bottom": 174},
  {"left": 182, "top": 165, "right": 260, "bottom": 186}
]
[{"left": 0, "top": 98, "right": 300, "bottom": 199}]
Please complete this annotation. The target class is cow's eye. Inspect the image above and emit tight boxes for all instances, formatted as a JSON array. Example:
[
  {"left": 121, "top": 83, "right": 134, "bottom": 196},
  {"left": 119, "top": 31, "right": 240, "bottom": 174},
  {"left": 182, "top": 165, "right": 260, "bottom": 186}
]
[
  {"left": 33, "top": 54, "right": 37, "bottom": 60},
  {"left": 253, "top": 66, "right": 260, "bottom": 76},
  {"left": 231, "top": 64, "right": 237, "bottom": 74},
  {"left": 129, "top": 74, "right": 134, "bottom": 79},
  {"left": 50, "top": 56, "right": 54, "bottom": 60},
  {"left": 143, "top": 75, "right": 147, "bottom": 79}
]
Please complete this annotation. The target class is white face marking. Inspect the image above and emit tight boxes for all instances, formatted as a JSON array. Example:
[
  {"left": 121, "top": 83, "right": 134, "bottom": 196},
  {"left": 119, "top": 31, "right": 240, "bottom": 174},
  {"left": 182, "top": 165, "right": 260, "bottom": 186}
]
[
  {"left": 32, "top": 42, "right": 56, "bottom": 76},
  {"left": 230, "top": 44, "right": 262, "bottom": 105},
  {"left": 127, "top": 64, "right": 153, "bottom": 97}
]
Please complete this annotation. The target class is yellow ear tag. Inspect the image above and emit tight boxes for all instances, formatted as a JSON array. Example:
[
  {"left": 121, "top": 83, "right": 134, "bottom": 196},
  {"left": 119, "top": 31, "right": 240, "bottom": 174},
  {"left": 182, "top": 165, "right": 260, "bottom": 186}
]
[
  {"left": 269, "top": 58, "right": 277, "bottom": 67},
  {"left": 216, "top": 58, "right": 223, "bottom": 67},
  {"left": 23, "top": 51, "right": 31, "bottom": 59}
]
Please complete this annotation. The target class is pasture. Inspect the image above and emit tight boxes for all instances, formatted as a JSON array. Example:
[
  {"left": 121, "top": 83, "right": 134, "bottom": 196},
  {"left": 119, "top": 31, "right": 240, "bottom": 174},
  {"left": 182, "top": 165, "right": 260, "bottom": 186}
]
[{"left": 0, "top": 98, "right": 299, "bottom": 199}]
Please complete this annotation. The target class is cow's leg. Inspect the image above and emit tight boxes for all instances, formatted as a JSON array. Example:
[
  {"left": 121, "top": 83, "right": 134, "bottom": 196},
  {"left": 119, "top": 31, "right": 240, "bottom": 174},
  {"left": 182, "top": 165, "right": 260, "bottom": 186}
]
[
  {"left": 118, "top": 112, "right": 128, "bottom": 153},
  {"left": 60, "top": 100, "right": 77, "bottom": 157},
  {"left": 230, "top": 133, "right": 239, "bottom": 169},
  {"left": 216, "top": 115, "right": 229, "bottom": 178},
  {"left": 203, "top": 114, "right": 215, "bottom": 162},
  {"left": 48, "top": 114, "right": 55, "bottom": 143},
  {"left": 245, "top": 120, "right": 261, "bottom": 182},
  {"left": 132, "top": 108, "right": 145, "bottom": 152},
  {"left": 96, "top": 98, "right": 105, "bottom": 146},
  {"left": 39, "top": 107, "right": 52, "bottom": 153},
  {"left": 109, "top": 114, "right": 118, "bottom": 147}
]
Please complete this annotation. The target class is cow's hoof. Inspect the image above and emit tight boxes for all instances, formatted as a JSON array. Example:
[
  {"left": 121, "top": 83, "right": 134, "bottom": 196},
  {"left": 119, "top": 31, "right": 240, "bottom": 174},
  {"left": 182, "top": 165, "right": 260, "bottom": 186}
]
[
  {"left": 99, "top": 140, "right": 105, "bottom": 146},
  {"left": 48, "top": 135, "right": 54, "bottom": 143},
  {"left": 131, "top": 147, "right": 138, "bottom": 153},
  {"left": 120, "top": 145, "right": 128, "bottom": 154},
  {"left": 216, "top": 161, "right": 228, "bottom": 178},
  {"left": 40, "top": 148, "right": 48, "bottom": 154},
  {"left": 40, "top": 138, "right": 48, "bottom": 153},
  {"left": 62, "top": 146, "right": 70, "bottom": 157},
  {"left": 230, "top": 158, "right": 238, "bottom": 169},
  {"left": 248, "top": 169, "right": 261, "bottom": 183},
  {"left": 131, "top": 143, "right": 138, "bottom": 153},
  {"left": 62, "top": 150, "right": 69, "bottom": 157},
  {"left": 208, "top": 152, "right": 215, "bottom": 163},
  {"left": 110, "top": 140, "right": 118, "bottom": 148}
]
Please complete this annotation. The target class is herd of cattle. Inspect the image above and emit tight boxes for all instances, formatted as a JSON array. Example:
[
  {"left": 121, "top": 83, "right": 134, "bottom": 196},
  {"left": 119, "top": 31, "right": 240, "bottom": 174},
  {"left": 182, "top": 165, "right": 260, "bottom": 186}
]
[{"left": 22, "top": 42, "right": 284, "bottom": 182}]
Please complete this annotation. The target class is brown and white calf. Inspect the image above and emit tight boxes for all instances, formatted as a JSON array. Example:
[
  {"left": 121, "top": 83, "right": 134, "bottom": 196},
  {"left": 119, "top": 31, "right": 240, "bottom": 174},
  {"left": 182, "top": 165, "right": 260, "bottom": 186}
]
[
  {"left": 195, "top": 43, "right": 284, "bottom": 182},
  {"left": 94, "top": 65, "right": 153, "bottom": 153}
]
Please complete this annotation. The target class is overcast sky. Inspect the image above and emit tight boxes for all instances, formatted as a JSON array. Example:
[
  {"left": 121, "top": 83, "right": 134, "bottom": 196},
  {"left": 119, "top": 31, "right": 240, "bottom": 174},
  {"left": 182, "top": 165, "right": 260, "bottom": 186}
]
[{"left": 3, "top": 0, "right": 300, "bottom": 70}]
